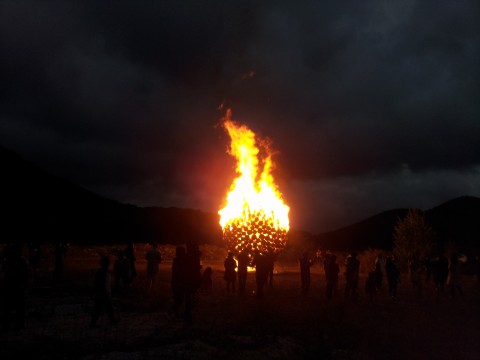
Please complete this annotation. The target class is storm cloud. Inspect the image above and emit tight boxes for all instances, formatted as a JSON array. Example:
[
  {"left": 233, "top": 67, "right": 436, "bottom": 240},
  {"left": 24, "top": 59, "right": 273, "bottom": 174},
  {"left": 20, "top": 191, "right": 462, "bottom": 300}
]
[{"left": 1, "top": 1, "right": 479, "bottom": 232}]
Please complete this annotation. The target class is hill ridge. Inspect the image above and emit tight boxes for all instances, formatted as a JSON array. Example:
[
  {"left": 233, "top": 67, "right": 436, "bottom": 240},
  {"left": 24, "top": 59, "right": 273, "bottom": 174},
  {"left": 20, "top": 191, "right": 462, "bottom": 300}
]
[{"left": 2, "top": 145, "right": 478, "bottom": 252}]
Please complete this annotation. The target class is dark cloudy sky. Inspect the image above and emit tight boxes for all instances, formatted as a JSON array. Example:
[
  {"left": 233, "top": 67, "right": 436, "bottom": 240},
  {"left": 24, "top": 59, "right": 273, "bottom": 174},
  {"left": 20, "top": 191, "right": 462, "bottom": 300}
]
[{"left": 1, "top": 1, "right": 479, "bottom": 233}]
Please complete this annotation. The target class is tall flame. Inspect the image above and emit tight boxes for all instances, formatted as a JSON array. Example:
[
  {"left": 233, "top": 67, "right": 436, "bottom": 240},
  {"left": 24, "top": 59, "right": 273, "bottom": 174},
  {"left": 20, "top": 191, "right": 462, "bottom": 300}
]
[{"left": 218, "top": 109, "right": 290, "bottom": 256}]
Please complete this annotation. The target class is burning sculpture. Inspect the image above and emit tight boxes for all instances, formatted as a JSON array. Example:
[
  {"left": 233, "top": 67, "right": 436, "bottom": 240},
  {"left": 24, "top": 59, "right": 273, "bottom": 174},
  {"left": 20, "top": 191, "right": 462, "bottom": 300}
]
[{"left": 218, "top": 109, "right": 290, "bottom": 257}]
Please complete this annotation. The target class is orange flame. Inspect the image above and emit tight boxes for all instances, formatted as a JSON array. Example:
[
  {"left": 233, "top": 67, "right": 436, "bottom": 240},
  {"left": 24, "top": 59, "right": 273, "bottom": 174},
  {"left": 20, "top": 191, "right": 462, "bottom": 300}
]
[{"left": 218, "top": 109, "right": 289, "bottom": 256}]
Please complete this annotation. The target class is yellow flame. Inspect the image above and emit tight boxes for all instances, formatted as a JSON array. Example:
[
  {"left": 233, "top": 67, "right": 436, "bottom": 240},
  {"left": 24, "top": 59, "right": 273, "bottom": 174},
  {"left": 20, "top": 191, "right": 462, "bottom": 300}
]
[{"left": 218, "top": 109, "right": 289, "bottom": 255}]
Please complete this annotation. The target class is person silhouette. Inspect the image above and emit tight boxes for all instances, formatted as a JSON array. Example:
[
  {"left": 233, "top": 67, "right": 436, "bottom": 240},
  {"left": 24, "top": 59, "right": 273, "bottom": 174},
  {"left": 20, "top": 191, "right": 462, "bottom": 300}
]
[
  {"left": 424, "top": 256, "right": 432, "bottom": 284},
  {"left": 325, "top": 254, "right": 339, "bottom": 300},
  {"left": 124, "top": 241, "right": 137, "bottom": 283},
  {"left": 252, "top": 251, "right": 269, "bottom": 298},
  {"left": 183, "top": 242, "right": 202, "bottom": 323},
  {"left": 374, "top": 253, "right": 384, "bottom": 290},
  {"left": 447, "top": 253, "right": 464, "bottom": 299},
  {"left": 170, "top": 245, "right": 187, "bottom": 319},
  {"left": 266, "top": 250, "right": 277, "bottom": 288},
  {"left": 90, "top": 256, "right": 117, "bottom": 328},
  {"left": 344, "top": 252, "right": 360, "bottom": 300},
  {"left": 224, "top": 252, "right": 237, "bottom": 293},
  {"left": 237, "top": 251, "right": 250, "bottom": 295},
  {"left": 145, "top": 242, "right": 162, "bottom": 291},
  {"left": 385, "top": 255, "right": 400, "bottom": 300},
  {"left": 113, "top": 249, "right": 131, "bottom": 294},
  {"left": 365, "top": 271, "right": 377, "bottom": 303},
  {"left": 432, "top": 254, "right": 449, "bottom": 294},
  {"left": 299, "top": 251, "right": 314, "bottom": 295},
  {"left": 408, "top": 255, "right": 422, "bottom": 298}
]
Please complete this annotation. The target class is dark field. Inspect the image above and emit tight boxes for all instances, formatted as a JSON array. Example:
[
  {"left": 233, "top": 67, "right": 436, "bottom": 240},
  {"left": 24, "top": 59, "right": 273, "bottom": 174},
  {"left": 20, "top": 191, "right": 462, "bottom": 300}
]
[{"left": 1, "top": 244, "right": 479, "bottom": 360}]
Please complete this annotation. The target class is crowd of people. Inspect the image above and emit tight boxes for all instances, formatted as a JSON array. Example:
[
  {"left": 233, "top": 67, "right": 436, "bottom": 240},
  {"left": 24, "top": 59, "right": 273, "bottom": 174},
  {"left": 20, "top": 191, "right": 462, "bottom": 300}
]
[
  {"left": 1, "top": 241, "right": 479, "bottom": 331},
  {"left": 294, "top": 249, "right": 475, "bottom": 305},
  {"left": 220, "top": 250, "right": 278, "bottom": 298}
]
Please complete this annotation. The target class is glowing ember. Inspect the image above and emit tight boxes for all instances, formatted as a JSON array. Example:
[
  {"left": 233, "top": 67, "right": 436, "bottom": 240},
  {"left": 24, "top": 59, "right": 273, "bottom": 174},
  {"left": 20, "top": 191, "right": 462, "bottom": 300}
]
[{"left": 218, "top": 109, "right": 290, "bottom": 257}]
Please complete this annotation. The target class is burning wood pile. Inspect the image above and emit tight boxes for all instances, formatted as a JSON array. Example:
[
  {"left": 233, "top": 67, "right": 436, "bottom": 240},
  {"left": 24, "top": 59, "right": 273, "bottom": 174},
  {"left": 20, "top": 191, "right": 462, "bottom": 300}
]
[{"left": 218, "top": 109, "right": 289, "bottom": 257}]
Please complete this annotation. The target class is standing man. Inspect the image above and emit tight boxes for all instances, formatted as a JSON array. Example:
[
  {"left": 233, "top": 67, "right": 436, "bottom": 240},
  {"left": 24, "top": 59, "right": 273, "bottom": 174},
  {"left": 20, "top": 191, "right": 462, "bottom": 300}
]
[
  {"left": 252, "top": 251, "right": 269, "bottom": 298},
  {"left": 124, "top": 241, "right": 137, "bottom": 283},
  {"left": 145, "top": 242, "right": 162, "bottom": 291},
  {"left": 447, "top": 253, "right": 464, "bottom": 299},
  {"left": 266, "top": 250, "right": 277, "bottom": 288},
  {"left": 374, "top": 253, "right": 384, "bottom": 290},
  {"left": 344, "top": 251, "right": 360, "bottom": 300},
  {"left": 170, "top": 245, "right": 187, "bottom": 319},
  {"left": 223, "top": 252, "right": 237, "bottom": 293},
  {"left": 90, "top": 256, "right": 117, "bottom": 328},
  {"left": 184, "top": 242, "right": 202, "bottom": 324},
  {"left": 237, "top": 251, "right": 250, "bottom": 295},
  {"left": 299, "top": 251, "right": 314, "bottom": 295},
  {"left": 325, "top": 254, "right": 340, "bottom": 300},
  {"left": 385, "top": 255, "right": 400, "bottom": 300}
]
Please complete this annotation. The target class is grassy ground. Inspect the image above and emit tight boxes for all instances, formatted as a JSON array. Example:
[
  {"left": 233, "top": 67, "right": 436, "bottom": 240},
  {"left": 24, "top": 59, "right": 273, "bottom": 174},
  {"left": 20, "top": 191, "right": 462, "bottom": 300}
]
[{"left": 1, "top": 244, "right": 479, "bottom": 359}]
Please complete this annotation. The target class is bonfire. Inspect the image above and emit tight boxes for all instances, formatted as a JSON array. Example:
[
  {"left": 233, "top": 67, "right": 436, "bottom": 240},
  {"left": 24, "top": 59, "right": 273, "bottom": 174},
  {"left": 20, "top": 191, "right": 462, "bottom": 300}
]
[{"left": 218, "top": 109, "right": 290, "bottom": 258}]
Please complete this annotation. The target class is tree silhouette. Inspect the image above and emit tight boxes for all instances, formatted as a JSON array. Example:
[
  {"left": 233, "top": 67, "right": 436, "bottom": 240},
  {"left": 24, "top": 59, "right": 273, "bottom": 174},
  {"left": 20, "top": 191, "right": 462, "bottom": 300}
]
[{"left": 393, "top": 208, "right": 434, "bottom": 269}]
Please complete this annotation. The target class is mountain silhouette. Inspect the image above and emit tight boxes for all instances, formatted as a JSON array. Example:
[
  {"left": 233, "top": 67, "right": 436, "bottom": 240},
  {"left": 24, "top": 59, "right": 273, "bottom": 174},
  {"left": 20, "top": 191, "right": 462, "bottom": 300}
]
[
  {"left": 315, "top": 209, "right": 409, "bottom": 251},
  {"left": 425, "top": 196, "right": 480, "bottom": 252},
  {"left": 0, "top": 145, "right": 221, "bottom": 245},
  {"left": 2, "top": 145, "right": 479, "bottom": 254},
  {"left": 315, "top": 196, "right": 480, "bottom": 254}
]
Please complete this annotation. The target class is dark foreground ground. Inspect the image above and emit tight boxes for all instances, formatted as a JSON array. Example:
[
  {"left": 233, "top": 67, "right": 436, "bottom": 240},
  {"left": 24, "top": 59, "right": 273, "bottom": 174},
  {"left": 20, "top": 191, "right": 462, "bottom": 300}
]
[{"left": 1, "top": 244, "right": 479, "bottom": 360}]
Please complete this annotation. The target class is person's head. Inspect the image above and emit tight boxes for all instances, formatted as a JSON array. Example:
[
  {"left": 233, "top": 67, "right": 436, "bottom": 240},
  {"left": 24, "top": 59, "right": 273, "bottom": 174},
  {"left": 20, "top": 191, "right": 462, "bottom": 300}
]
[{"left": 228, "top": 252, "right": 234, "bottom": 258}]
